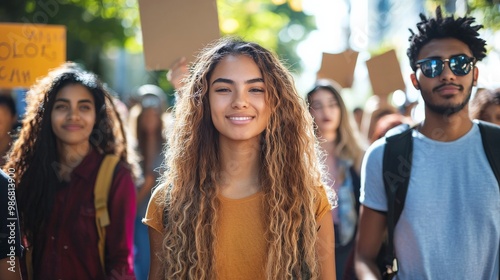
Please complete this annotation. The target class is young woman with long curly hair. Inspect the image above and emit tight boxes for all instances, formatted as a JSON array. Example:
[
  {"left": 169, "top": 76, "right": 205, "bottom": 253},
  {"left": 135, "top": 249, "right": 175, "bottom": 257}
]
[
  {"left": 143, "top": 37, "right": 336, "bottom": 279},
  {"left": 4, "top": 62, "right": 137, "bottom": 279}
]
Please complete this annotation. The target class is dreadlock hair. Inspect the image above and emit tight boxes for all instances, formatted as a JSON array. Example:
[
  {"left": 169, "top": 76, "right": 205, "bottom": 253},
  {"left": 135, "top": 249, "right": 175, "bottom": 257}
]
[
  {"left": 4, "top": 62, "right": 131, "bottom": 249},
  {"left": 306, "top": 79, "right": 365, "bottom": 168},
  {"left": 156, "top": 36, "right": 330, "bottom": 279},
  {"left": 407, "top": 5, "right": 487, "bottom": 71}
]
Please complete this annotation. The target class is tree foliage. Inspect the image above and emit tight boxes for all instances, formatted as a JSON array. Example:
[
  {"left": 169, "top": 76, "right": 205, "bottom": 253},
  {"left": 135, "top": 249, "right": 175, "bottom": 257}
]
[
  {"left": 218, "top": 0, "right": 316, "bottom": 72},
  {"left": 1, "top": 0, "right": 314, "bottom": 80},
  {"left": 430, "top": 0, "right": 500, "bottom": 30},
  {"left": 468, "top": 0, "right": 500, "bottom": 30},
  {"left": 1, "top": 0, "right": 139, "bottom": 75}
]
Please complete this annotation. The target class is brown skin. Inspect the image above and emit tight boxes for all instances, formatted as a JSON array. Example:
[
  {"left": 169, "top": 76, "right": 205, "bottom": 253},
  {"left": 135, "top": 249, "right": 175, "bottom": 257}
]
[
  {"left": 148, "top": 227, "right": 163, "bottom": 280},
  {"left": 355, "top": 38, "right": 478, "bottom": 280},
  {"left": 410, "top": 38, "right": 478, "bottom": 141},
  {"left": 354, "top": 206, "right": 386, "bottom": 279},
  {"left": 51, "top": 84, "right": 96, "bottom": 181}
]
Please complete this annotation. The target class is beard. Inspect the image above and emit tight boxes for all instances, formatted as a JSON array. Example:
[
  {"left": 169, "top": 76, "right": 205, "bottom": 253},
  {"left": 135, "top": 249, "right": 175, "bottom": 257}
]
[
  {"left": 425, "top": 91, "right": 472, "bottom": 115},
  {"left": 421, "top": 80, "right": 474, "bottom": 116}
]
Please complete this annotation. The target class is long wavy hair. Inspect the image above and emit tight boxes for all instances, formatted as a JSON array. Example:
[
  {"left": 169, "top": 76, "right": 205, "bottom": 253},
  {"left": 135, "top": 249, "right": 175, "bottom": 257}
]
[
  {"left": 4, "top": 62, "right": 130, "bottom": 248},
  {"left": 306, "top": 80, "right": 365, "bottom": 167},
  {"left": 156, "top": 37, "right": 330, "bottom": 279}
]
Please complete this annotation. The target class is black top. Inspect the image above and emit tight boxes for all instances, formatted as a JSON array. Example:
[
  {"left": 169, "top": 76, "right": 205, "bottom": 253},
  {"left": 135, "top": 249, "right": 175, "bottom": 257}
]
[{"left": 0, "top": 169, "right": 22, "bottom": 259}]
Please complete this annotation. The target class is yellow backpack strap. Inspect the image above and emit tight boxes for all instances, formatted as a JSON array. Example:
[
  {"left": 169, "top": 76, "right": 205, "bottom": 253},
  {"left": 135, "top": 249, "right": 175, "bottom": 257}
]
[{"left": 94, "top": 154, "right": 120, "bottom": 273}]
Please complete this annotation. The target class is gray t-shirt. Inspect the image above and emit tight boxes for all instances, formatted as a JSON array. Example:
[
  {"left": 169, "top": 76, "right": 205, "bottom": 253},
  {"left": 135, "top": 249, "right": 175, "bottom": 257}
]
[{"left": 361, "top": 122, "right": 500, "bottom": 279}]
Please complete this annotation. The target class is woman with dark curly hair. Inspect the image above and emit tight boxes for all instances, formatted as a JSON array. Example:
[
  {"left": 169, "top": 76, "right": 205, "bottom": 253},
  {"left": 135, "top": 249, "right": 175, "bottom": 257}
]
[
  {"left": 470, "top": 88, "right": 500, "bottom": 126},
  {"left": 4, "top": 62, "right": 136, "bottom": 279},
  {"left": 143, "top": 37, "right": 336, "bottom": 280}
]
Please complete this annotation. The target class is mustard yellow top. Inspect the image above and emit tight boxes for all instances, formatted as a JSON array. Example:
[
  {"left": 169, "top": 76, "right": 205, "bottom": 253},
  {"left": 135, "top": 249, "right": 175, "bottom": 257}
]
[{"left": 143, "top": 187, "right": 331, "bottom": 280}]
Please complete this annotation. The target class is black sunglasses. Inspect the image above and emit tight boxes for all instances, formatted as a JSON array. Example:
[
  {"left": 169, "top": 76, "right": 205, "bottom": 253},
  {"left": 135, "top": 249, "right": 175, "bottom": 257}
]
[{"left": 415, "top": 54, "right": 475, "bottom": 78}]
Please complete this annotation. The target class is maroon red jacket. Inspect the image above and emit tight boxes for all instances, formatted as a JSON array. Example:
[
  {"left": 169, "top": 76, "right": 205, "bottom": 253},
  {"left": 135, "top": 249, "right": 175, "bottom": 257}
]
[{"left": 32, "top": 149, "right": 136, "bottom": 280}]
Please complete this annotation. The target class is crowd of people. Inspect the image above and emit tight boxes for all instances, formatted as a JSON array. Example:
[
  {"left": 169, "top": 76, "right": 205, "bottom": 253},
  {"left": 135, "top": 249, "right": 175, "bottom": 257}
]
[{"left": 0, "top": 5, "right": 499, "bottom": 280}]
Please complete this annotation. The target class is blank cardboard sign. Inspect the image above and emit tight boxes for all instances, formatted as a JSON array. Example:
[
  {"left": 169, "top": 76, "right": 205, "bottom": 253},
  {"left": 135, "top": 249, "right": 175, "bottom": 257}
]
[
  {"left": 365, "top": 49, "right": 406, "bottom": 96},
  {"left": 316, "top": 50, "right": 358, "bottom": 88},
  {"left": 138, "top": 0, "right": 220, "bottom": 71}
]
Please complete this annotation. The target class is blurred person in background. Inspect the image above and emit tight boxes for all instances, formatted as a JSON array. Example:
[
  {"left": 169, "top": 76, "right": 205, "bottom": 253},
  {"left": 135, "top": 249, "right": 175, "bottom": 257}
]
[
  {"left": 352, "top": 107, "right": 364, "bottom": 132},
  {"left": 369, "top": 113, "right": 414, "bottom": 143},
  {"left": 129, "top": 84, "right": 168, "bottom": 280},
  {"left": 470, "top": 88, "right": 500, "bottom": 126},
  {"left": 306, "top": 79, "right": 365, "bottom": 280},
  {"left": 0, "top": 94, "right": 18, "bottom": 167},
  {"left": 359, "top": 95, "right": 398, "bottom": 143}
]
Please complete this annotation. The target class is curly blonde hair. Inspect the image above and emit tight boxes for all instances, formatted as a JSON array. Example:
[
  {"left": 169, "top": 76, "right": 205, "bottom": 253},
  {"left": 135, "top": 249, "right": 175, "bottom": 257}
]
[
  {"left": 4, "top": 62, "right": 131, "bottom": 247},
  {"left": 156, "top": 37, "right": 330, "bottom": 279}
]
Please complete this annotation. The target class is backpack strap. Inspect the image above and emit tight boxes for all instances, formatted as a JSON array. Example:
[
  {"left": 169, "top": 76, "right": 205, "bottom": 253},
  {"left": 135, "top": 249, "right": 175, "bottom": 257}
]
[
  {"left": 382, "top": 123, "right": 415, "bottom": 276},
  {"left": 94, "top": 154, "right": 120, "bottom": 273},
  {"left": 477, "top": 121, "right": 500, "bottom": 187},
  {"left": 477, "top": 121, "right": 500, "bottom": 280}
]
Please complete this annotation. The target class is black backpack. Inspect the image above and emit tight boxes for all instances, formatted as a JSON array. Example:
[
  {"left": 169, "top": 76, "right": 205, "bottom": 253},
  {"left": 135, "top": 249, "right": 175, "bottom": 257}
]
[{"left": 380, "top": 120, "right": 500, "bottom": 279}]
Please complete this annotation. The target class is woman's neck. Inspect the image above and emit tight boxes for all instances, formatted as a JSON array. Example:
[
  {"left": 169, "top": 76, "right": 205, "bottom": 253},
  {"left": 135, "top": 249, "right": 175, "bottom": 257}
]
[
  {"left": 319, "top": 130, "right": 337, "bottom": 143},
  {"left": 57, "top": 141, "right": 91, "bottom": 181},
  {"left": 320, "top": 137, "right": 337, "bottom": 155},
  {"left": 218, "top": 139, "right": 261, "bottom": 199}
]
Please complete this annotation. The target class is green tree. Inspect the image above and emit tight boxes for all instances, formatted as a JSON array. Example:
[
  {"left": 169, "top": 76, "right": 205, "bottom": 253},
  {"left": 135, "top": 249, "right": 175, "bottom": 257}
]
[
  {"left": 218, "top": 0, "right": 316, "bottom": 72},
  {"left": 1, "top": 0, "right": 315, "bottom": 90},
  {"left": 1, "top": 0, "right": 140, "bottom": 75},
  {"left": 430, "top": 0, "right": 500, "bottom": 30}
]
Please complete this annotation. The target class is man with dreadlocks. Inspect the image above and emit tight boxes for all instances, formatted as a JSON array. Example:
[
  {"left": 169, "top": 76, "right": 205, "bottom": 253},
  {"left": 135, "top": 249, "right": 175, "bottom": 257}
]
[{"left": 355, "top": 6, "right": 499, "bottom": 280}]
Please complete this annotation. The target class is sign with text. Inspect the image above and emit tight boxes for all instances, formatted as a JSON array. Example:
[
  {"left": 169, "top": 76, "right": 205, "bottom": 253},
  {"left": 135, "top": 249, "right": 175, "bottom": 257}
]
[
  {"left": 365, "top": 49, "right": 406, "bottom": 96},
  {"left": 138, "top": 0, "right": 220, "bottom": 71},
  {"left": 0, "top": 23, "right": 66, "bottom": 88},
  {"left": 316, "top": 50, "right": 358, "bottom": 88}
]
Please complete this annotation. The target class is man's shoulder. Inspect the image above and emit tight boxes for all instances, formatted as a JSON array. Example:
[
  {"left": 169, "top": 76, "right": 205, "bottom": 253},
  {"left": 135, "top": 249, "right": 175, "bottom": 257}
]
[
  {"left": 476, "top": 119, "right": 500, "bottom": 134},
  {"left": 365, "top": 124, "right": 412, "bottom": 156},
  {"left": 365, "top": 137, "right": 386, "bottom": 157},
  {"left": 385, "top": 123, "right": 412, "bottom": 138}
]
